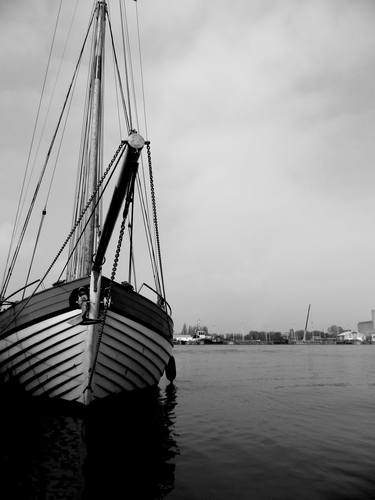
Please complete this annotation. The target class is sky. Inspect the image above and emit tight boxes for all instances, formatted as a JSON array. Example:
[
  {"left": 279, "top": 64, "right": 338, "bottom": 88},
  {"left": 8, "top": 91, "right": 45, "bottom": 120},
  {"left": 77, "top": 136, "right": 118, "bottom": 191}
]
[{"left": 1, "top": 0, "right": 375, "bottom": 334}]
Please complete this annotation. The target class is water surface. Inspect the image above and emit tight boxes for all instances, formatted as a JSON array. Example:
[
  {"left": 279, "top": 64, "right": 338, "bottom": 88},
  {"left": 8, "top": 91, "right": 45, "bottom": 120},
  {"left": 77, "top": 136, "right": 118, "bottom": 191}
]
[
  {"left": 162, "top": 345, "right": 375, "bottom": 500},
  {"left": 0, "top": 344, "right": 374, "bottom": 499}
]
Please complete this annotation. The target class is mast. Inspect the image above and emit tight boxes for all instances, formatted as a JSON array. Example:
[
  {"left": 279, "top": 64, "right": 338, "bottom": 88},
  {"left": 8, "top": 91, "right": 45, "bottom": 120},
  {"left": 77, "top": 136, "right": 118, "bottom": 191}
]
[
  {"left": 303, "top": 303, "right": 311, "bottom": 343},
  {"left": 83, "top": 1, "right": 106, "bottom": 276},
  {"left": 66, "top": 1, "right": 107, "bottom": 281}
]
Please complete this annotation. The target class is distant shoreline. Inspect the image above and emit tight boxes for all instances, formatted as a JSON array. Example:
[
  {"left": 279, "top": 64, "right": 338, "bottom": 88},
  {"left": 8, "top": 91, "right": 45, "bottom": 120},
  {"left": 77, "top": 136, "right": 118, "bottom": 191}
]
[{"left": 173, "top": 340, "right": 374, "bottom": 346}]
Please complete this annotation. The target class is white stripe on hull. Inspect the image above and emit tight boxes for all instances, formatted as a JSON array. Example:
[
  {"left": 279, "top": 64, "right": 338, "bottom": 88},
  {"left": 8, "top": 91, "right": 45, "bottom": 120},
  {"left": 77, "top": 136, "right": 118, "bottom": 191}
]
[{"left": 0, "top": 308, "right": 173, "bottom": 405}]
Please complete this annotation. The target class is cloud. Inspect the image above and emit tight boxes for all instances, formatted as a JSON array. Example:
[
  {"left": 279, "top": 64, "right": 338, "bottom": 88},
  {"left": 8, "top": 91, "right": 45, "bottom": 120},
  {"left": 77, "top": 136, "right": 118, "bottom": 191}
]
[{"left": 1, "top": 1, "right": 375, "bottom": 332}]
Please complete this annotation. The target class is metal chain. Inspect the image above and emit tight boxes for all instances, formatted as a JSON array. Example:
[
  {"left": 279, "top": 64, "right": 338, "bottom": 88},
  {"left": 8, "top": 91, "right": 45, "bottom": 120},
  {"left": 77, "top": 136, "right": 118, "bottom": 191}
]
[
  {"left": 88, "top": 212, "right": 128, "bottom": 390},
  {"left": 1, "top": 141, "right": 127, "bottom": 335},
  {"left": 45, "top": 141, "right": 126, "bottom": 280},
  {"left": 147, "top": 142, "right": 165, "bottom": 300}
]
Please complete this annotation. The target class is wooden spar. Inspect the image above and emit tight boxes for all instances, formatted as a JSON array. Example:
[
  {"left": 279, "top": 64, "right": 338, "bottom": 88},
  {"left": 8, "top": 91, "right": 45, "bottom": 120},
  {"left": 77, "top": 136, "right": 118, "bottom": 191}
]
[
  {"left": 92, "top": 132, "right": 145, "bottom": 274},
  {"left": 86, "top": 125, "right": 144, "bottom": 401},
  {"left": 83, "top": 1, "right": 106, "bottom": 276},
  {"left": 303, "top": 303, "right": 311, "bottom": 342},
  {"left": 86, "top": 134, "right": 144, "bottom": 393}
]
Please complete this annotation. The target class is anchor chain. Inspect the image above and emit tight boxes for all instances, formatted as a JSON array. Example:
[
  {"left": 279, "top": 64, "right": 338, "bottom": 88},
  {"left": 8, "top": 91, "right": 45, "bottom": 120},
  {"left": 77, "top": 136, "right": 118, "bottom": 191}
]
[
  {"left": 146, "top": 142, "right": 166, "bottom": 301},
  {"left": 49, "top": 140, "right": 127, "bottom": 279},
  {"left": 1, "top": 141, "right": 127, "bottom": 334},
  {"left": 88, "top": 208, "right": 128, "bottom": 388}
]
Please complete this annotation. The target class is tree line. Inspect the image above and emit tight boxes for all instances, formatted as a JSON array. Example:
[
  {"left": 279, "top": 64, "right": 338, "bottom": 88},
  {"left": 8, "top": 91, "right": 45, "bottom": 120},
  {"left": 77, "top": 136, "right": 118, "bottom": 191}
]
[
  {"left": 180, "top": 324, "right": 348, "bottom": 340},
  {"left": 180, "top": 324, "right": 209, "bottom": 336}
]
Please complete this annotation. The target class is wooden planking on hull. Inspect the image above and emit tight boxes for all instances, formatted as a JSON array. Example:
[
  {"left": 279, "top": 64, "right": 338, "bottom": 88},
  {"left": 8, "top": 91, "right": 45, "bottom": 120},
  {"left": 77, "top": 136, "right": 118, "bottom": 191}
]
[
  {"left": 0, "top": 277, "right": 90, "bottom": 337},
  {"left": 0, "top": 277, "right": 173, "bottom": 342},
  {"left": 0, "top": 277, "right": 173, "bottom": 404},
  {"left": 0, "top": 309, "right": 89, "bottom": 400},
  {"left": 90, "top": 310, "right": 172, "bottom": 398},
  {"left": 107, "top": 279, "right": 173, "bottom": 341},
  {"left": 104, "top": 311, "right": 172, "bottom": 360}
]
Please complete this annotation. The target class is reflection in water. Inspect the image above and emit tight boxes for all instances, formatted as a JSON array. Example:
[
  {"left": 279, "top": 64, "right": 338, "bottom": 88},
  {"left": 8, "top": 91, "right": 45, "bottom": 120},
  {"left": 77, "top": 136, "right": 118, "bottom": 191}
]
[
  {"left": 0, "top": 393, "right": 84, "bottom": 500},
  {"left": 0, "top": 384, "right": 178, "bottom": 500},
  {"left": 83, "top": 384, "right": 179, "bottom": 499}
]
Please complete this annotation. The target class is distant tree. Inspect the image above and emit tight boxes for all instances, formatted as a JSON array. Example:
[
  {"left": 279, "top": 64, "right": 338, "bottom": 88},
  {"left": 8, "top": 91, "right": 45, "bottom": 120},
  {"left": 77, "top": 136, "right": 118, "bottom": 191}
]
[
  {"left": 181, "top": 323, "right": 188, "bottom": 335},
  {"left": 188, "top": 325, "right": 195, "bottom": 336},
  {"left": 327, "top": 325, "right": 345, "bottom": 337},
  {"left": 270, "top": 331, "right": 283, "bottom": 342},
  {"left": 271, "top": 331, "right": 288, "bottom": 344},
  {"left": 295, "top": 330, "right": 304, "bottom": 340},
  {"left": 311, "top": 330, "right": 324, "bottom": 339},
  {"left": 248, "top": 330, "right": 262, "bottom": 340}
]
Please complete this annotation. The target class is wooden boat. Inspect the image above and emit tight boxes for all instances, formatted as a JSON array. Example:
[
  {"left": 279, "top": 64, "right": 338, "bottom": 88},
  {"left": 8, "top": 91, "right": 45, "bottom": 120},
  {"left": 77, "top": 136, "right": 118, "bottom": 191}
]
[{"left": 0, "top": 1, "right": 175, "bottom": 405}]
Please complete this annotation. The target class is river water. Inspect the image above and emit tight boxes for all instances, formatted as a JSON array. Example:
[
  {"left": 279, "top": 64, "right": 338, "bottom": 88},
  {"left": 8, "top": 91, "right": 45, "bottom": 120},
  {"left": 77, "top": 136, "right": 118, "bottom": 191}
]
[{"left": 1, "top": 344, "right": 374, "bottom": 499}]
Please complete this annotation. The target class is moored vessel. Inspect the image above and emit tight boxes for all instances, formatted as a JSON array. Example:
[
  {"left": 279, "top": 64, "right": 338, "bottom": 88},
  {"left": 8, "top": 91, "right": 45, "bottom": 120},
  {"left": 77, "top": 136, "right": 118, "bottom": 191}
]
[{"left": 0, "top": 0, "right": 175, "bottom": 405}]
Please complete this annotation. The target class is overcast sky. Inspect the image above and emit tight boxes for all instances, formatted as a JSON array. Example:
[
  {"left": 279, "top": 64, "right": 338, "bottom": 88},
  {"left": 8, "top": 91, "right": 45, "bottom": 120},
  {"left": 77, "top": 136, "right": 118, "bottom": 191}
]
[{"left": 1, "top": 0, "right": 375, "bottom": 334}]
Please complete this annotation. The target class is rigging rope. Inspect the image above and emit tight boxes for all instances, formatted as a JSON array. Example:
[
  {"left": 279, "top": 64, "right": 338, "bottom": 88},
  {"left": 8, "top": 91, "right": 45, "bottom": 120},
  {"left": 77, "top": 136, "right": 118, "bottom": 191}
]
[
  {"left": 23, "top": 11, "right": 81, "bottom": 291},
  {"left": 135, "top": 0, "right": 149, "bottom": 140},
  {"left": 127, "top": 221, "right": 138, "bottom": 290},
  {"left": 44, "top": 70, "right": 78, "bottom": 210},
  {"left": 22, "top": 209, "right": 46, "bottom": 300},
  {"left": 110, "top": 0, "right": 158, "bottom": 293},
  {"left": 0, "top": 141, "right": 126, "bottom": 333},
  {"left": 67, "top": 1, "right": 113, "bottom": 280},
  {"left": 57, "top": 141, "right": 127, "bottom": 281},
  {"left": 123, "top": 1, "right": 159, "bottom": 294},
  {"left": 0, "top": 0, "right": 63, "bottom": 297},
  {"left": 119, "top": 0, "right": 133, "bottom": 130},
  {"left": 0, "top": 8, "right": 96, "bottom": 302},
  {"left": 44, "top": 0, "right": 81, "bottom": 209},
  {"left": 22, "top": 0, "right": 80, "bottom": 227},
  {"left": 107, "top": 9, "right": 131, "bottom": 133},
  {"left": 112, "top": 47, "right": 123, "bottom": 140},
  {"left": 133, "top": 1, "right": 157, "bottom": 284},
  {"left": 128, "top": 193, "right": 135, "bottom": 284},
  {"left": 122, "top": 0, "right": 140, "bottom": 129},
  {"left": 135, "top": 174, "right": 160, "bottom": 291},
  {"left": 68, "top": 18, "right": 98, "bottom": 272},
  {"left": 109, "top": 1, "right": 157, "bottom": 297}
]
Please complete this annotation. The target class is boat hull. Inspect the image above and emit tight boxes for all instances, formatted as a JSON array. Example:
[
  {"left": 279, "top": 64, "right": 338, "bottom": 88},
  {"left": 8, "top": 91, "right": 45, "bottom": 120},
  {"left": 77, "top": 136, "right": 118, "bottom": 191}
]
[{"left": 0, "top": 278, "right": 173, "bottom": 405}]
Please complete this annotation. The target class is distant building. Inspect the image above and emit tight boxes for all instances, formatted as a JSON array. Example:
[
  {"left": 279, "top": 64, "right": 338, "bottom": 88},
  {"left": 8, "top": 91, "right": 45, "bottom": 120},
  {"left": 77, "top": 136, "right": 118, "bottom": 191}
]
[
  {"left": 358, "top": 310, "right": 375, "bottom": 342},
  {"left": 358, "top": 310, "right": 375, "bottom": 333},
  {"left": 173, "top": 329, "right": 216, "bottom": 344},
  {"left": 173, "top": 334, "right": 196, "bottom": 344},
  {"left": 337, "top": 331, "right": 366, "bottom": 344}
]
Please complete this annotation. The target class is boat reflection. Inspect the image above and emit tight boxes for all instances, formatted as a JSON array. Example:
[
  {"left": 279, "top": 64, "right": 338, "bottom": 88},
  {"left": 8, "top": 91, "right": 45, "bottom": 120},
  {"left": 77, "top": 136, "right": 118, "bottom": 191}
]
[
  {"left": 0, "top": 383, "right": 178, "bottom": 499},
  {"left": 83, "top": 384, "right": 179, "bottom": 499},
  {"left": 0, "top": 391, "right": 84, "bottom": 499}
]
